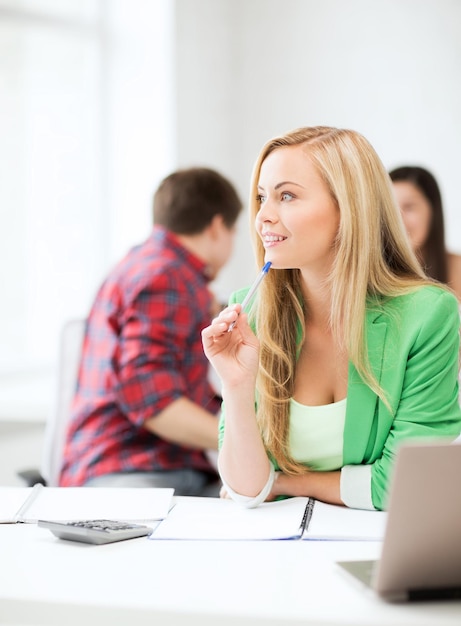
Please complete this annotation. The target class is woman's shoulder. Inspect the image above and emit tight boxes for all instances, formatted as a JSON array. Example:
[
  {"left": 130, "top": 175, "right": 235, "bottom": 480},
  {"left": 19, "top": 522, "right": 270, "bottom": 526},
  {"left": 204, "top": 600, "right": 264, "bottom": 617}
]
[
  {"left": 369, "top": 286, "right": 459, "bottom": 348},
  {"left": 447, "top": 251, "right": 461, "bottom": 266},
  {"left": 229, "top": 287, "right": 250, "bottom": 304},
  {"left": 447, "top": 252, "right": 461, "bottom": 302},
  {"left": 379, "top": 284, "right": 459, "bottom": 320}
]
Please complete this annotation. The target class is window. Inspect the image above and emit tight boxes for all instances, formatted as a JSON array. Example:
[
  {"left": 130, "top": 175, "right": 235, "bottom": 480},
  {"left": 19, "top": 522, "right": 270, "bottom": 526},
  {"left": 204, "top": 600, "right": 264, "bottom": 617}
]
[{"left": 0, "top": 0, "right": 174, "bottom": 419}]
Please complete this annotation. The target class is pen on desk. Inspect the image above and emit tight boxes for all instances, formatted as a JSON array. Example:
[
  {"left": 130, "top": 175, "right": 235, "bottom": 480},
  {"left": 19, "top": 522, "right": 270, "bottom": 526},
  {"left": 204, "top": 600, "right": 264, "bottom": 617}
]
[{"left": 228, "top": 261, "right": 272, "bottom": 332}]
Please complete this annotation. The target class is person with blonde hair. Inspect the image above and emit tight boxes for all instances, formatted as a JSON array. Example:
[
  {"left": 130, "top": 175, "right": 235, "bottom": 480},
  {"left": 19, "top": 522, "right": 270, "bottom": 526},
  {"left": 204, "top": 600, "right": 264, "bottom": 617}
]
[{"left": 202, "top": 126, "right": 461, "bottom": 511}]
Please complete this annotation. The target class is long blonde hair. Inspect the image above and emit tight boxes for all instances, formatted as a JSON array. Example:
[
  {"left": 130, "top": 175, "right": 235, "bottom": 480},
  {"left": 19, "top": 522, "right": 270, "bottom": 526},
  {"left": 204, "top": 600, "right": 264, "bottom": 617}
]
[{"left": 249, "top": 126, "right": 432, "bottom": 474}]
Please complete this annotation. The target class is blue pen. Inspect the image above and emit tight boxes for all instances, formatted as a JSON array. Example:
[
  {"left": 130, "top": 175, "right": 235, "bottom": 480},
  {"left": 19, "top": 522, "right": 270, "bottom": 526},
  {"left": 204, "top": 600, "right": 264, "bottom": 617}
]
[{"left": 228, "top": 261, "right": 272, "bottom": 332}]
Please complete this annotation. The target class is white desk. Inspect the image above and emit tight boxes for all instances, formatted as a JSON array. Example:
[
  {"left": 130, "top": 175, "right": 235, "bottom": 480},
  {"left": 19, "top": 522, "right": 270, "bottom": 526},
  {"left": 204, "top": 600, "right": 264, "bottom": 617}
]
[{"left": 1, "top": 505, "right": 460, "bottom": 626}]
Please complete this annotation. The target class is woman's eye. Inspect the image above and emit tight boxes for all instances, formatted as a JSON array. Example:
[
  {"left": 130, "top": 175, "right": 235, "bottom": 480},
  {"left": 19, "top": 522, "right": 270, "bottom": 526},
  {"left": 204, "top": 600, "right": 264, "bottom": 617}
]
[
  {"left": 256, "top": 193, "right": 266, "bottom": 204},
  {"left": 281, "top": 191, "right": 294, "bottom": 201}
]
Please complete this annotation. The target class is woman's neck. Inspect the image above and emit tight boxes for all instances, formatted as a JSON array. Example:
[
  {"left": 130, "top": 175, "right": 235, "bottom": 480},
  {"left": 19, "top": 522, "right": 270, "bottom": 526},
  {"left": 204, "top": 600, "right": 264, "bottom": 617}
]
[{"left": 300, "top": 277, "right": 332, "bottom": 328}]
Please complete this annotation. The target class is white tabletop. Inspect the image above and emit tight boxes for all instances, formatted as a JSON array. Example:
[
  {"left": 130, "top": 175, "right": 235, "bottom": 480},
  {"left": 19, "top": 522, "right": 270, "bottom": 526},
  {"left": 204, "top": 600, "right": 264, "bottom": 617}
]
[{"left": 1, "top": 514, "right": 460, "bottom": 626}]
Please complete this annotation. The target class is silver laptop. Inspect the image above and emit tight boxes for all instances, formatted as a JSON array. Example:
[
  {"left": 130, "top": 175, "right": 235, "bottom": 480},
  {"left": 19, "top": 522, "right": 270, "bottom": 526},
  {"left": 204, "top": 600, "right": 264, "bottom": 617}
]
[{"left": 338, "top": 440, "right": 461, "bottom": 602}]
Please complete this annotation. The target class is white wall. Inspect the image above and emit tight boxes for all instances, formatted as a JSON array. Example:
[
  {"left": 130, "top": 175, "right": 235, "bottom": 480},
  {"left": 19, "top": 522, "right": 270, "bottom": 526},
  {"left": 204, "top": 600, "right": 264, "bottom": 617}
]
[
  {"left": 174, "top": 0, "right": 461, "bottom": 299},
  {"left": 106, "top": 0, "right": 175, "bottom": 264}
]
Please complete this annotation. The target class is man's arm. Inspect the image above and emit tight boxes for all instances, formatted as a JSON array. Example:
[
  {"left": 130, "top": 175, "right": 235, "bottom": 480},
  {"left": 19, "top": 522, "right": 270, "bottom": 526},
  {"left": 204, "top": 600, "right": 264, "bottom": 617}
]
[{"left": 145, "top": 397, "right": 219, "bottom": 450}]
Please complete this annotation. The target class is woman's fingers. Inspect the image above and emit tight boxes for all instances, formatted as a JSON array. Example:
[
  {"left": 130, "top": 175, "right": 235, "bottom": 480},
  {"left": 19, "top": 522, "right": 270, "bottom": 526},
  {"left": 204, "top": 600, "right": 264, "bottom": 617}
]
[{"left": 203, "top": 305, "right": 241, "bottom": 343}]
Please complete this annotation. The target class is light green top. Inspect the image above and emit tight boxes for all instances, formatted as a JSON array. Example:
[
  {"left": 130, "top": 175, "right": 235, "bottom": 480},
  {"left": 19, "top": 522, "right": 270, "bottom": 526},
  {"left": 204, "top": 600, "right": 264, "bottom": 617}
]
[{"left": 289, "top": 398, "right": 346, "bottom": 470}]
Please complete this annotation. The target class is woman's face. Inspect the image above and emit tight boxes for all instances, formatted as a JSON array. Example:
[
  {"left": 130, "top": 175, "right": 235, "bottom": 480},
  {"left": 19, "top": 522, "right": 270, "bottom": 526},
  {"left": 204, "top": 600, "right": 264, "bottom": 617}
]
[
  {"left": 392, "top": 181, "right": 432, "bottom": 252},
  {"left": 255, "top": 145, "right": 339, "bottom": 276}
]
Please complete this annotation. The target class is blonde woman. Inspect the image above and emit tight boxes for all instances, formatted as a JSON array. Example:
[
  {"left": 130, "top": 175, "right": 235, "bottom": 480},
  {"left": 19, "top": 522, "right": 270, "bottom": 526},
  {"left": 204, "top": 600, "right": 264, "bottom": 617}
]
[{"left": 202, "top": 126, "right": 461, "bottom": 511}]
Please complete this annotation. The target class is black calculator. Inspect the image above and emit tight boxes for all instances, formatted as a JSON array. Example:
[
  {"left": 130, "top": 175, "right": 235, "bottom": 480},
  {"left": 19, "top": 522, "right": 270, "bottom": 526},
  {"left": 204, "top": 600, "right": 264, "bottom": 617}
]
[{"left": 38, "top": 519, "right": 154, "bottom": 544}]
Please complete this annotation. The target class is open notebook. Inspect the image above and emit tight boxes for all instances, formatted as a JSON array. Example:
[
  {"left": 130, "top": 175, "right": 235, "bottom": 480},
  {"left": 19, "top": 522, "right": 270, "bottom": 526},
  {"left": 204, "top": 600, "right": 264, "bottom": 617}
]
[
  {"left": 337, "top": 440, "right": 461, "bottom": 602},
  {"left": 149, "top": 495, "right": 387, "bottom": 541},
  {"left": 0, "top": 485, "right": 174, "bottom": 523}
]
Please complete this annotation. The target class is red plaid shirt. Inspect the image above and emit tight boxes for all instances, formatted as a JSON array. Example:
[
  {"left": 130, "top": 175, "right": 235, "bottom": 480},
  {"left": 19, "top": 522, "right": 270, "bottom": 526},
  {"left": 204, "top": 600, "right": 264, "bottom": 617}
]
[{"left": 59, "top": 226, "right": 221, "bottom": 486}]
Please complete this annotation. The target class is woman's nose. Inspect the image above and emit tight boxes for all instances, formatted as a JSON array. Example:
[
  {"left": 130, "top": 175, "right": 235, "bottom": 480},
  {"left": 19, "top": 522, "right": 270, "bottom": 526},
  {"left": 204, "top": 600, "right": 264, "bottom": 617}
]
[{"left": 256, "top": 197, "right": 277, "bottom": 223}]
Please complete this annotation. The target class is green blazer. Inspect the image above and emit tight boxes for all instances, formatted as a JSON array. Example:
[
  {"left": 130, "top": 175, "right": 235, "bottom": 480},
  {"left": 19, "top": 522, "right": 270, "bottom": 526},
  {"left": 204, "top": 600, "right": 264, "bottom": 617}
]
[{"left": 221, "top": 285, "right": 461, "bottom": 510}]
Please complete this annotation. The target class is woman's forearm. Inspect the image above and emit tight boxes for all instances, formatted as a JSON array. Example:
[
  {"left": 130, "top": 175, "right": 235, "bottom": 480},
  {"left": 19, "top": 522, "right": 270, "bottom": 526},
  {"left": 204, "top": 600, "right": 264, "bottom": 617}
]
[
  {"left": 218, "top": 382, "right": 272, "bottom": 497},
  {"left": 272, "top": 470, "right": 343, "bottom": 506}
]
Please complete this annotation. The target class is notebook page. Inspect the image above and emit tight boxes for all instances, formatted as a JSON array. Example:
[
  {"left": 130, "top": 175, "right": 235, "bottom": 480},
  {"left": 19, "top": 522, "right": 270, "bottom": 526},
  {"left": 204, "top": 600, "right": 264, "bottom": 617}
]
[
  {"left": 0, "top": 487, "right": 33, "bottom": 523},
  {"left": 150, "top": 496, "right": 309, "bottom": 540},
  {"left": 22, "top": 487, "right": 174, "bottom": 522},
  {"left": 304, "top": 500, "right": 387, "bottom": 541}
]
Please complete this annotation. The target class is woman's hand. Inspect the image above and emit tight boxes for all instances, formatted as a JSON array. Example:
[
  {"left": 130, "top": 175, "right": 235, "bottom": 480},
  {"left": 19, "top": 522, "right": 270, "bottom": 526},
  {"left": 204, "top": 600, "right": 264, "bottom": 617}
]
[{"left": 201, "top": 305, "right": 260, "bottom": 388}]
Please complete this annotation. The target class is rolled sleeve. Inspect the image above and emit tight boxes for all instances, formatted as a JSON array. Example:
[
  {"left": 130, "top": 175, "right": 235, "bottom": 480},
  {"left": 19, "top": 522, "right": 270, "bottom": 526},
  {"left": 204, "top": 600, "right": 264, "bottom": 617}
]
[
  {"left": 341, "top": 465, "right": 375, "bottom": 510},
  {"left": 219, "top": 461, "right": 275, "bottom": 509}
]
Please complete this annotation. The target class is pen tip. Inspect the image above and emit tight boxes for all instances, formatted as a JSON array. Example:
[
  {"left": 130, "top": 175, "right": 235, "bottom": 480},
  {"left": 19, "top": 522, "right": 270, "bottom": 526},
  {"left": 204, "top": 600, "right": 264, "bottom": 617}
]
[{"left": 263, "top": 261, "right": 272, "bottom": 272}]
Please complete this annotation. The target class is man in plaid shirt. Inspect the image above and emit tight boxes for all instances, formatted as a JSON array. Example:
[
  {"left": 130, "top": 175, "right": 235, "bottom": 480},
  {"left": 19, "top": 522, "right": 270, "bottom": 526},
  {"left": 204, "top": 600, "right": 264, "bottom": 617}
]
[{"left": 59, "top": 168, "right": 242, "bottom": 495}]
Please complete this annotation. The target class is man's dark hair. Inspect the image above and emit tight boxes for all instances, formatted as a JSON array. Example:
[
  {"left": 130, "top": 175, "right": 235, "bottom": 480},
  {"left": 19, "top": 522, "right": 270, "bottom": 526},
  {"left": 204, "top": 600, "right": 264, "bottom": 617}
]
[{"left": 153, "top": 167, "right": 242, "bottom": 234}]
